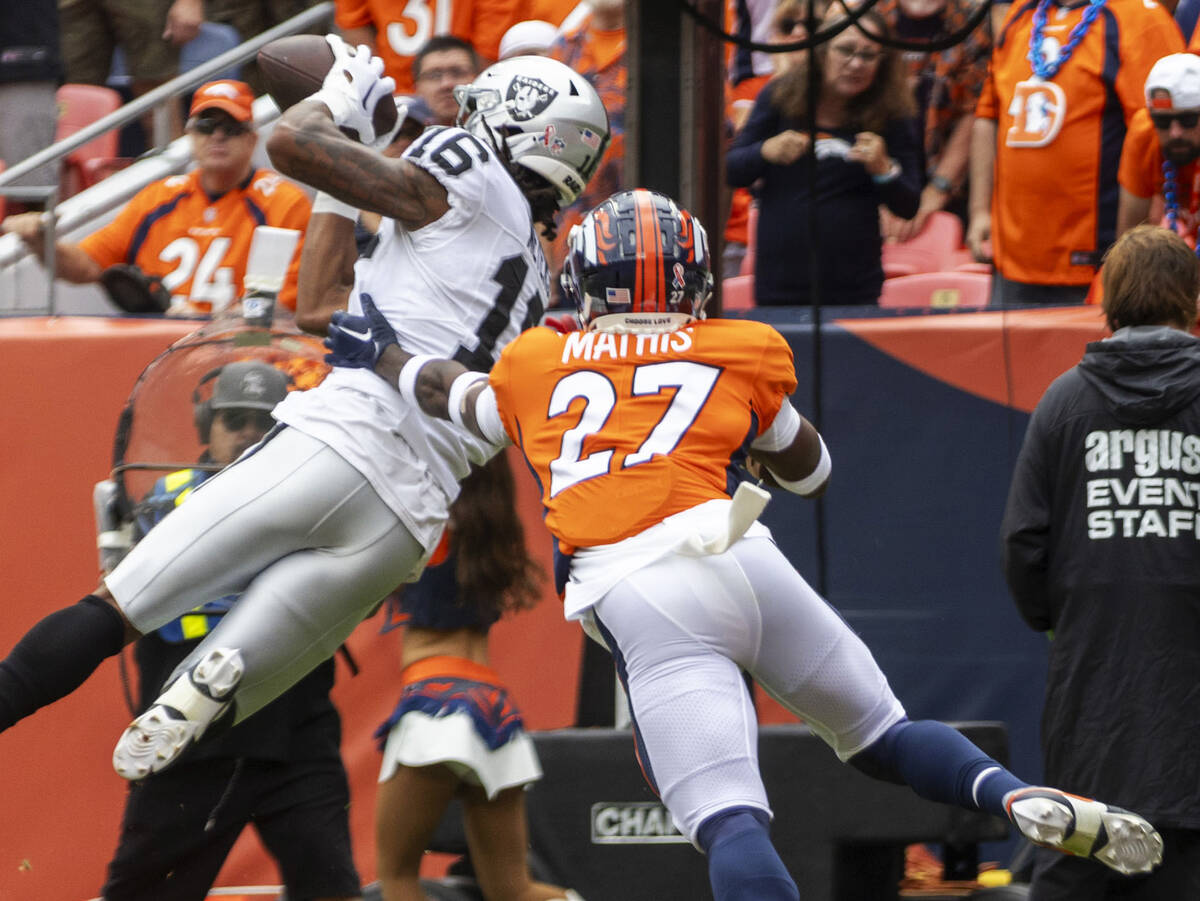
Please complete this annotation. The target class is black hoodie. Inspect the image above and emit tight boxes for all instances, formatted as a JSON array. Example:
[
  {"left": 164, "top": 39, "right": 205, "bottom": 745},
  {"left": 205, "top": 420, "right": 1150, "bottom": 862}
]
[{"left": 1001, "top": 326, "right": 1200, "bottom": 827}]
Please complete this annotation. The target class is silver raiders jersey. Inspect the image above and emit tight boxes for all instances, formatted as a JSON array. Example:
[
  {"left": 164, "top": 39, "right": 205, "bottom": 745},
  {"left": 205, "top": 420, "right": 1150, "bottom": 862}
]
[{"left": 274, "top": 125, "right": 551, "bottom": 551}]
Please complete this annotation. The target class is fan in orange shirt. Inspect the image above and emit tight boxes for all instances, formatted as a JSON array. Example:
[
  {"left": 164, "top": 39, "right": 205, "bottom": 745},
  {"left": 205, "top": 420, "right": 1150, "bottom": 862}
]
[
  {"left": 1, "top": 80, "right": 311, "bottom": 316},
  {"left": 968, "top": 0, "right": 1182, "bottom": 304},
  {"left": 1117, "top": 52, "right": 1200, "bottom": 242},
  {"left": 334, "top": 0, "right": 530, "bottom": 92}
]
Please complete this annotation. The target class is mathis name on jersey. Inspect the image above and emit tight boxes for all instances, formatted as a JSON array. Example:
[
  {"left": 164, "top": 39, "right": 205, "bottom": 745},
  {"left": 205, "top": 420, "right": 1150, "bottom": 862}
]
[
  {"left": 561, "top": 327, "right": 694, "bottom": 364},
  {"left": 1085, "top": 428, "right": 1200, "bottom": 539},
  {"left": 590, "top": 801, "right": 689, "bottom": 844}
]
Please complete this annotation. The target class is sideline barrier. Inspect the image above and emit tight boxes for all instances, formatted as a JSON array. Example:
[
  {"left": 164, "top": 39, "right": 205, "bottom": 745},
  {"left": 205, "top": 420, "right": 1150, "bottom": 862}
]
[{"left": 525, "top": 725, "right": 1008, "bottom": 901}]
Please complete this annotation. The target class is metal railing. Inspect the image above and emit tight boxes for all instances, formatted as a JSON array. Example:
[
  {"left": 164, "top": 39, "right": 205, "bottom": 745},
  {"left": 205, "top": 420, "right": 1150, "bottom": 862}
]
[
  {"left": 0, "top": 2, "right": 332, "bottom": 189},
  {"left": 0, "top": 2, "right": 333, "bottom": 314}
]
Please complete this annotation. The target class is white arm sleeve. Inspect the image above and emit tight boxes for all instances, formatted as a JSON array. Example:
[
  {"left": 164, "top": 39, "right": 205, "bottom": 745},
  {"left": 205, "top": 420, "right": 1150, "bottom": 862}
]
[
  {"left": 750, "top": 400, "right": 801, "bottom": 452},
  {"left": 473, "top": 384, "right": 512, "bottom": 447}
]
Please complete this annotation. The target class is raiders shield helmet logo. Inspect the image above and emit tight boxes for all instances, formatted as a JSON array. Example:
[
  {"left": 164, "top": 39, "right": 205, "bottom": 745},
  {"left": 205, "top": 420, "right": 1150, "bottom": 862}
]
[{"left": 506, "top": 75, "right": 558, "bottom": 121}]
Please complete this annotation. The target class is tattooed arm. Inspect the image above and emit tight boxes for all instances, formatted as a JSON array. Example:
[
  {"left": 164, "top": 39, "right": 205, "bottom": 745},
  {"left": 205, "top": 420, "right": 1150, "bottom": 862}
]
[
  {"left": 324, "top": 295, "right": 505, "bottom": 443},
  {"left": 266, "top": 100, "right": 450, "bottom": 229}
]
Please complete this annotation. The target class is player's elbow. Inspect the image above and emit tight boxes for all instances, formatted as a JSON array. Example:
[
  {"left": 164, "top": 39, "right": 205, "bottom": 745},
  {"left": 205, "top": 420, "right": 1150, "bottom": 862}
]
[
  {"left": 265, "top": 121, "right": 299, "bottom": 172},
  {"left": 294, "top": 290, "right": 350, "bottom": 336},
  {"left": 753, "top": 424, "right": 831, "bottom": 497}
]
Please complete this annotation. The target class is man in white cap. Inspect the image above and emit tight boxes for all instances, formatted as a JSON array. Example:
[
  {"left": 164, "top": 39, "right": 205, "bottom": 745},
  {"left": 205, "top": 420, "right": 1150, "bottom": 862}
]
[{"left": 1117, "top": 52, "right": 1200, "bottom": 242}]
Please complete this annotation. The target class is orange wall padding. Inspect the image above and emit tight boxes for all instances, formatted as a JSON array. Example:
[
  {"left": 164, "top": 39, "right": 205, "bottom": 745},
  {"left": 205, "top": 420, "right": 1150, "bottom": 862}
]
[{"left": 0, "top": 318, "right": 582, "bottom": 900}]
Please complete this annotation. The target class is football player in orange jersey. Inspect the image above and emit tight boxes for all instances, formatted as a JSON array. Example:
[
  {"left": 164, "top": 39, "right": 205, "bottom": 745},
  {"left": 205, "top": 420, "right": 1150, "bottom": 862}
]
[
  {"left": 327, "top": 188, "right": 1167, "bottom": 901},
  {"left": 1, "top": 80, "right": 312, "bottom": 316}
]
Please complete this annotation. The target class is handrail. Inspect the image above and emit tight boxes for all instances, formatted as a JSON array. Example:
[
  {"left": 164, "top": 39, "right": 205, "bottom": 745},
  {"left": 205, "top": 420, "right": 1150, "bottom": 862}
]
[{"left": 0, "top": 1, "right": 334, "bottom": 188}]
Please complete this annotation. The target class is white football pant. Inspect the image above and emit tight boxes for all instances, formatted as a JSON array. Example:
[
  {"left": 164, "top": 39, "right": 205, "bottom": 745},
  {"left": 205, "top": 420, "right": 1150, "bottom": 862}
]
[
  {"left": 591, "top": 535, "right": 906, "bottom": 844},
  {"left": 106, "top": 428, "right": 431, "bottom": 720}
]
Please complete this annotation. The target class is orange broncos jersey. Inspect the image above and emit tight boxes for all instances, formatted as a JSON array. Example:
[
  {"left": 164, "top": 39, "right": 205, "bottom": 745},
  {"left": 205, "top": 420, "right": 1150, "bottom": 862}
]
[
  {"left": 489, "top": 318, "right": 798, "bottom": 551},
  {"left": 335, "top": 0, "right": 530, "bottom": 92},
  {"left": 80, "top": 168, "right": 310, "bottom": 313},
  {"left": 976, "top": 0, "right": 1181, "bottom": 285}
]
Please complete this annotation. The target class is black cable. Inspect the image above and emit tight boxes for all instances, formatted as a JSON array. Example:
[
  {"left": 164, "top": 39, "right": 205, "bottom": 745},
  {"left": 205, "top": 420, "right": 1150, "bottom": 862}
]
[
  {"left": 679, "top": 0, "right": 886, "bottom": 53},
  {"left": 682, "top": 0, "right": 994, "bottom": 596},
  {"left": 827, "top": 0, "right": 994, "bottom": 52},
  {"left": 118, "top": 647, "right": 138, "bottom": 717},
  {"left": 800, "top": 0, "right": 832, "bottom": 598},
  {"left": 678, "top": 0, "right": 993, "bottom": 54}
]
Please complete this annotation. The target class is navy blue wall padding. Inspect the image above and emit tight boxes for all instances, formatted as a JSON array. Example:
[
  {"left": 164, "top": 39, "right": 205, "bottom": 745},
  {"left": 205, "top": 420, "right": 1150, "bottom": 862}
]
[{"left": 746, "top": 308, "right": 1050, "bottom": 863}]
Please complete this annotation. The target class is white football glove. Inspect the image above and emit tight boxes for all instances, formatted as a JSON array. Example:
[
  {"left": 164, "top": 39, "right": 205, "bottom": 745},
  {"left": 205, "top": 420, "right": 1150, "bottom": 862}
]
[{"left": 311, "top": 34, "right": 395, "bottom": 145}]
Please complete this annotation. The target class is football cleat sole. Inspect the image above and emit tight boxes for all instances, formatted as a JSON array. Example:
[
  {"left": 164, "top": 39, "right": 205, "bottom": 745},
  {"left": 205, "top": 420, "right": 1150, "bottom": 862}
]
[
  {"left": 113, "top": 647, "right": 243, "bottom": 780},
  {"left": 1006, "top": 787, "right": 1164, "bottom": 876}
]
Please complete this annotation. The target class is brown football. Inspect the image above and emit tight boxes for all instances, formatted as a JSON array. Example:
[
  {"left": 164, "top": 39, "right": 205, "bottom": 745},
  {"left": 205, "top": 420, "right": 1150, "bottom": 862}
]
[{"left": 257, "top": 34, "right": 397, "bottom": 139}]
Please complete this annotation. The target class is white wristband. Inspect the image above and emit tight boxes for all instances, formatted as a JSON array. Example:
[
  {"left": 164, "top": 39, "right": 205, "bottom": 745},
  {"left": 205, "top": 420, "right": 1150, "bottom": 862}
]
[
  {"left": 474, "top": 385, "right": 510, "bottom": 445},
  {"left": 397, "top": 354, "right": 440, "bottom": 408},
  {"left": 311, "top": 190, "right": 358, "bottom": 220},
  {"left": 447, "top": 371, "right": 489, "bottom": 429},
  {"left": 768, "top": 435, "right": 831, "bottom": 495}
]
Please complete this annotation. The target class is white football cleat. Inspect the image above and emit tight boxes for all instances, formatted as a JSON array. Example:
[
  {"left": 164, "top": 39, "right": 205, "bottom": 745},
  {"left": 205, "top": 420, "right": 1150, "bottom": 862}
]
[
  {"left": 113, "top": 647, "right": 243, "bottom": 780},
  {"left": 1005, "top": 787, "right": 1164, "bottom": 875}
]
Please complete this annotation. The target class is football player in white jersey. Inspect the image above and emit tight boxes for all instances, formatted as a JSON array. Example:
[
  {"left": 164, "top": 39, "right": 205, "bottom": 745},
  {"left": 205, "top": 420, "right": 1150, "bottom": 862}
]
[{"left": 0, "top": 37, "right": 610, "bottom": 782}]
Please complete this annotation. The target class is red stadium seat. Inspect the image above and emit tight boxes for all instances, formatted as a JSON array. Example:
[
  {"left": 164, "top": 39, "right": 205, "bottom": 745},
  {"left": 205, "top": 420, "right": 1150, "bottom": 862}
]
[
  {"left": 877, "top": 271, "right": 992, "bottom": 309},
  {"left": 55, "top": 84, "right": 124, "bottom": 198},
  {"left": 722, "top": 274, "right": 756, "bottom": 311},
  {"left": 882, "top": 211, "right": 964, "bottom": 278},
  {"left": 947, "top": 247, "right": 992, "bottom": 273}
]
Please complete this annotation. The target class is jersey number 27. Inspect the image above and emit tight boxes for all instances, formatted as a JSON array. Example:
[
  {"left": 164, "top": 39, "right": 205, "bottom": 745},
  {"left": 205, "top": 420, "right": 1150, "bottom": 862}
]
[{"left": 547, "top": 361, "right": 721, "bottom": 497}]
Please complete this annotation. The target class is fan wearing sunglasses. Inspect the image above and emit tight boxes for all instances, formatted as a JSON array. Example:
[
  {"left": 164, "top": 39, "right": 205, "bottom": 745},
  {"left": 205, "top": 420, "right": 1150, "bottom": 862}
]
[
  {"left": 0, "top": 79, "right": 312, "bottom": 317},
  {"left": 1117, "top": 53, "right": 1200, "bottom": 245}
]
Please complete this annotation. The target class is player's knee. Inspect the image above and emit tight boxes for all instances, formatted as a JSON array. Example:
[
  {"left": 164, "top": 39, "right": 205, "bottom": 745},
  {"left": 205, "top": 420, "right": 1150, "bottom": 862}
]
[
  {"left": 86, "top": 588, "right": 140, "bottom": 644},
  {"left": 848, "top": 719, "right": 909, "bottom": 785},
  {"left": 697, "top": 806, "right": 770, "bottom": 855}
]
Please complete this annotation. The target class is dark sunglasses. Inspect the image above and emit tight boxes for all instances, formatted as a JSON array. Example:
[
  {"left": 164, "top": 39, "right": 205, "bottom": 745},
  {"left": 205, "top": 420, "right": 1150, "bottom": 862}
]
[
  {"left": 190, "top": 116, "right": 250, "bottom": 137},
  {"left": 1151, "top": 111, "right": 1200, "bottom": 130},
  {"left": 218, "top": 408, "right": 275, "bottom": 431}
]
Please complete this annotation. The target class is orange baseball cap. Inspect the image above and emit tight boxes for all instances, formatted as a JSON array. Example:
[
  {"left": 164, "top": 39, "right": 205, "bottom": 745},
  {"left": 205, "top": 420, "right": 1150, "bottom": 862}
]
[{"left": 189, "top": 80, "right": 256, "bottom": 123}]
